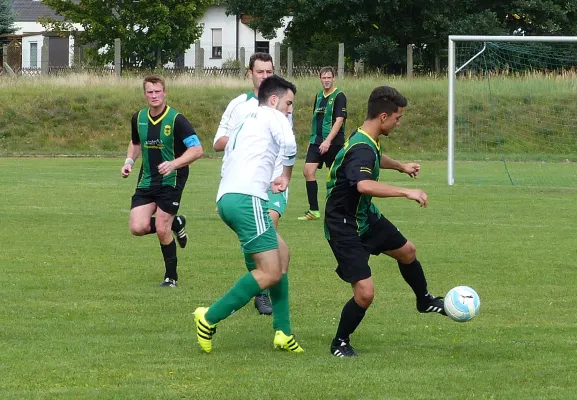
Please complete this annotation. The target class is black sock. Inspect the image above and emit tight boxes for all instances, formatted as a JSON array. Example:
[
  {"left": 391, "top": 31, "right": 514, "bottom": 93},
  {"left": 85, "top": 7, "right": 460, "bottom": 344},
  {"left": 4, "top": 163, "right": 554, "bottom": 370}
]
[
  {"left": 305, "top": 180, "right": 319, "bottom": 211},
  {"left": 148, "top": 217, "right": 157, "bottom": 234},
  {"left": 398, "top": 259, "right": 428, "bottom": 302},
  {"left": 335, "top": 297, "right": 367, "bottom": 341},
  {"left": 160, "top": 240, "right": 178, "bottom": 280},
  {"left": 171, "top": 215, "right": 182, "bottom": 232}
]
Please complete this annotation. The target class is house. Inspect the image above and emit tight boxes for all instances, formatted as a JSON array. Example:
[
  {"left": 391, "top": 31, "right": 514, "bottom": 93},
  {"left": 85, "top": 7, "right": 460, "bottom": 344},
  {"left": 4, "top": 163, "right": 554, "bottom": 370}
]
[
  {"left": 7, "top": 0, "right": 76, "bottom": 69},
  {"left": 3, "top": 1, "right": 288, "bottom": 71},
  {"left": 184, "top": 5, "right": 290, "bottom": 68}
]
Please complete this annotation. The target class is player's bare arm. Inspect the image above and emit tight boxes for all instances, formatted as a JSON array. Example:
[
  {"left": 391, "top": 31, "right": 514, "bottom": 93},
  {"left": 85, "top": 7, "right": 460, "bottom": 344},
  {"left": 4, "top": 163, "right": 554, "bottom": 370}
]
[
  {"left": 380, "top": 154, "right": 420, "bottom": 178},
  {"left": 158, "top": 145, "right": 204, "bottom": 176},
  {"left": 271, "top": 165, "right": 293, "bottom": 193},
  {"left": 319, "top": 117, "right": 345, "bottom": 155},
  {"left": 121, "top": 141, "right": 141, "bottom": 178},
  {"left": 357, "top": 180, "right": 428, "bottom": 207},
  {"left": 213, "top": 136, "right": 229, "bottom": 152}
]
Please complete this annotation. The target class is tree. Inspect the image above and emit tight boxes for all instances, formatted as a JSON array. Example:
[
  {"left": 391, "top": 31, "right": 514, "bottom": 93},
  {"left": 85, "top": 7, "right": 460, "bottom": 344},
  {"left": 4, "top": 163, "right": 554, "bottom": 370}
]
[
  {"left": 0, "top": 0, "right": 16, "bottom": 35},
  {"left": 40, "top": 0, "right": 212, "bottom": 68},
  {"left": 221, "top": 0, "right": 577, "bottom": 72}
]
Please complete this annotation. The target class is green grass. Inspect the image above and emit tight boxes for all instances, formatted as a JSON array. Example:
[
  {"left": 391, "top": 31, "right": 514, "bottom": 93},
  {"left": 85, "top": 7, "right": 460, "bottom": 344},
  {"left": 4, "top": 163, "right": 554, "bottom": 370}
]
[{"left": 1, "top": 157, "right": 576, "bottom": 399}]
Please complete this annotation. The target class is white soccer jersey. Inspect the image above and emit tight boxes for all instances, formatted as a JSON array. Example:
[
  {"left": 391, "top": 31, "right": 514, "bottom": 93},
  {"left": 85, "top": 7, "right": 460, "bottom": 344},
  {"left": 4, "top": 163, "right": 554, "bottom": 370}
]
[
  {"left": 216, "top": 106, "right": 297, "bottom": 202},
  {"left": 215, "top": 92, "right": 293, "bottom": 181}
]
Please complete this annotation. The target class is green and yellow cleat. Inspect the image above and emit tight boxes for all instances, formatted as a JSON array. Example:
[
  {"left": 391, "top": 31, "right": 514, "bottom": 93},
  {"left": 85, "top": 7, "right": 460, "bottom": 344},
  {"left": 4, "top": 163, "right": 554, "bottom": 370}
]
[
  {"left": 273, "top": 330, "right": 304, "bottom": 353},
  {"left": 297, "top": 210, "right": 321, "bottom": 221},
  {"left": 194, "top": 307, "right": 217, "bottom": 353}
]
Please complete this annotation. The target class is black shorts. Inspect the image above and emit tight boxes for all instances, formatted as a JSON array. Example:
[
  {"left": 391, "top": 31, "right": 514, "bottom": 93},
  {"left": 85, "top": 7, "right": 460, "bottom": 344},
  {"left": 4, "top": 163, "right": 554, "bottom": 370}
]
[
  {"left": 305, "top": 143, "right": 343, "bottom": 169},
  {"left": 327, "top": 216, "right": 408, "bottom": 283},
  {"left": 131, "top": 186, "right": 183, "bottom": 215}
]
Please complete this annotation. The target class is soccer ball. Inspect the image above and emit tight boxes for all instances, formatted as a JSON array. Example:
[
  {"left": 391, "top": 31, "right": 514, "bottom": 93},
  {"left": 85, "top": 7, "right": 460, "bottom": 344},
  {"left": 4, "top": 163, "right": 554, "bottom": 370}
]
[{"left": 444, "top": 286, "right": 480, "bottom": 322}]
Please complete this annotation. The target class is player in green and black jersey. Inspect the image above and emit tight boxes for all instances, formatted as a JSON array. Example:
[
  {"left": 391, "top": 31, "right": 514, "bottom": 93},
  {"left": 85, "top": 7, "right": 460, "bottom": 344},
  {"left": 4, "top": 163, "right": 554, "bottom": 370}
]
[
  {"left": 121, "top": 75, "right": 203, "bottom": 287},
  {"left": 324, "top": 86, "right": 446, "bottom": 357},
  {"left": 298, "top": 66, "right": 347, "bottom": 221}
]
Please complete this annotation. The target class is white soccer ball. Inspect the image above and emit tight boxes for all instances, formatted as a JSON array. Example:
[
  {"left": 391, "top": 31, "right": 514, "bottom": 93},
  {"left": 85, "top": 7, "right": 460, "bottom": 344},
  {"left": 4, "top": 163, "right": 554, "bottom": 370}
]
[{"left": 444, "top": 286, "right": 480, "bottom": 322}]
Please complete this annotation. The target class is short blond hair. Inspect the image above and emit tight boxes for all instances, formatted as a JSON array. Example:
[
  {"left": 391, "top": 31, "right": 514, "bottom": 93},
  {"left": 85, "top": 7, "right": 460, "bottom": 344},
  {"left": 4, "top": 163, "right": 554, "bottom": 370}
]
[
  {"left": 143, "top": 75, "right": 166, "bottom": 91},
  {"left": 319, "top": 66, "right": 336, "bottom": 77}
]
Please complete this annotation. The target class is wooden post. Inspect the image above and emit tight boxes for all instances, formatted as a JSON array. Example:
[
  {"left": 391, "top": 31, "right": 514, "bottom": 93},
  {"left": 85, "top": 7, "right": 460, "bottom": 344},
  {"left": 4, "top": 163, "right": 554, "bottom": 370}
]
[
  {"left": 338, "top": 43, "right": 345, "bottom": 78},
  {"left": 114, "top": 38, "right": 121, "bottom": 79},
  {"left": 41, "top": 36, "right": 49, "bottom": 75},
  {"left": 194, "top": 40, "right": 201, "bottom": 77},
  {"left": 239, "top": 47, "right": 246, "bottom": 77},
  {"left": 287, "top": 47, "right": 293, "bottom": 78},
  {"left": 274, "top": 42, "right": 280, "bottom": 71},
  {"left": 406, "top": 44, "right": 413, "bottom": 78}
]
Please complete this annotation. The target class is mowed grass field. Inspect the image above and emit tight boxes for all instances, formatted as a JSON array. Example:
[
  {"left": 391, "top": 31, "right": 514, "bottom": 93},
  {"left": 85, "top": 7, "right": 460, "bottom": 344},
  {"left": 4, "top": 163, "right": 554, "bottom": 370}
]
[{"left": 1, "top": 157, "right": 575, "bottom": 399}]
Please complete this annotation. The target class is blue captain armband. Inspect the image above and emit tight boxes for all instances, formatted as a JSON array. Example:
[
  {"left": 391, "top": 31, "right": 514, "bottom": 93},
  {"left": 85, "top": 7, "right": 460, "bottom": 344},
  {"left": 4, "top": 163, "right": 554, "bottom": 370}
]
[{"left": 183, "top": 134, "right": 201, "bottom": 148}]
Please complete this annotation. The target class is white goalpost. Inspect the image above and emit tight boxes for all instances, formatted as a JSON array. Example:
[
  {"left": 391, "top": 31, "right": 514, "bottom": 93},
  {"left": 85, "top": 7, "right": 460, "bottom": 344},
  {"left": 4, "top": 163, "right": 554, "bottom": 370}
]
[{"left": 447, "top": 35, "right": 577, "bottom": 187}]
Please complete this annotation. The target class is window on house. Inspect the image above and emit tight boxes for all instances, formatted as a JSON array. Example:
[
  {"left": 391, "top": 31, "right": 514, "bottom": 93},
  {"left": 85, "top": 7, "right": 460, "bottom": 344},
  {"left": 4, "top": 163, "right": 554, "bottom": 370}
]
[
  {"left": 30, "top": 42, "right": 38, "bottom": 68},
  {"left": 212, "top": 28, "right": 222, "bottom": 59},
  {"left": 255, "top": 41, "right": 270, "bottom": 54}
]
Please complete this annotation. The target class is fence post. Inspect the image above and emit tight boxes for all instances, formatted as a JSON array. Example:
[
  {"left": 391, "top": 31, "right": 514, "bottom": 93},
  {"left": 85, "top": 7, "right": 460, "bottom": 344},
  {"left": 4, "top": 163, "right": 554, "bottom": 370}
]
[
  {"left": 287, "top": 47, "right": 293, "bottom": 78},
  {"left": 239, "top": 47, "right": 246, "bottom": 78},
  {"left": 194, "top": 40, "right": 201, "bottom": 77},
  {"left": 41, "top": 36, "right": 49, "bottom": 75},
  {"left": 114, "top": 38, "right": 121, "bottom": 79},
  {"left": 338, "top": 43, "right": 345, "bottom": 77},
  {"left": 274, "top": 42, "right": 281, "bottom": 71},
  {"left": 406, "top": 44, "right": 413, "bottom": 78}
]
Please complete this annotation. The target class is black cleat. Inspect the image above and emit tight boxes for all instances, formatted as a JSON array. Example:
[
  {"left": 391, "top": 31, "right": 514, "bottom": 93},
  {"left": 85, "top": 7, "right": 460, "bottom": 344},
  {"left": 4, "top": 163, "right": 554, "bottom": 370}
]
[
  {"left": 417, "top": 293, "right": 447, "bottom": 315},
  {"left": 330, "top": 338, "right": 358, "bottom": 357},
  {"left": 254, "top": 293, "right": 273, "bottom": 315},
  {"left": 160, "top": 278, "right": 177, "bottom": 288},
  {"left": 173, "top": 215, "right": 188, "bottom": 249}
]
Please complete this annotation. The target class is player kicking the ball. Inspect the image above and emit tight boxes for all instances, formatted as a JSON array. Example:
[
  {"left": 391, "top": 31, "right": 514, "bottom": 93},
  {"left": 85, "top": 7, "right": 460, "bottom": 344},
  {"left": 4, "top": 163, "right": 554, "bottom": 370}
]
[{"left": 324, "top": 85, "right": 446, "bottom": 358}]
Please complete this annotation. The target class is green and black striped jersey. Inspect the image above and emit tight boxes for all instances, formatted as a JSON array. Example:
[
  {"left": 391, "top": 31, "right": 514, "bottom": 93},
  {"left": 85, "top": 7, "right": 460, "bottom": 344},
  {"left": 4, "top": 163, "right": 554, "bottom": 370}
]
[
  {"left": 309, "top": 89, "right": 347, "bottom": 146},
  {"left": 324, "top": 129, "right": 382, "bottom": 239},
  {"left": 131, "top": 106, "right": 200, "bottom": 190}
]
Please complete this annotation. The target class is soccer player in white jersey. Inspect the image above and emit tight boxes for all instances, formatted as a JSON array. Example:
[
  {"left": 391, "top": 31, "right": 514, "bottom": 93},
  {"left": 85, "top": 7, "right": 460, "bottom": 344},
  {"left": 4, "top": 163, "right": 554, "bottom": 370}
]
[
  {"left": 194, "top": 75, "right": 304, "bottom": 354},
  {"left": 213, "top": 52, "right": 278, "bottom": 315}
]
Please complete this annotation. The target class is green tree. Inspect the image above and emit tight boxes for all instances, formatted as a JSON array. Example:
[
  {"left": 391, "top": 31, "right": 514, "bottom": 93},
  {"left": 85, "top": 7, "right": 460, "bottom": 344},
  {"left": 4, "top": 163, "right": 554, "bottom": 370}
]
[
  {"left": 40, "top": 0, "right": 211, "bottom": 68},
  {"left": 0, "top": 0, "right": 16, "bottom": 35},
  {"left": 221, "top": 0, "right": 577, "bottom": 72}
]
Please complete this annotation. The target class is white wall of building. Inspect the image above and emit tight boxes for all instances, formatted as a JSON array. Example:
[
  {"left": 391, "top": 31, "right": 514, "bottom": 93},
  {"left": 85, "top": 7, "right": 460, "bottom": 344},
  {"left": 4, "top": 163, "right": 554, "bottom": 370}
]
[
  {"left": 184, "top": 5, "right": 290, "bottom": 68},
  {"left": 21, "top": 34, "right": 43, "bottom": 68}
]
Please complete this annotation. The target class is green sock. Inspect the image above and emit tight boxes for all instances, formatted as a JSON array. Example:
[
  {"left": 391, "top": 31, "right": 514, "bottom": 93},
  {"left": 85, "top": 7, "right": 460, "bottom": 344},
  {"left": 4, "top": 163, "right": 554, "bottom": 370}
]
[
  {"left": 269, "top": 273, "right": 291, "bottom": 335},
  {"left": 206, "top": 272, "right": 262, "bottom": 324},
  {"left": 244, "top": 253, "right": 268, "bottom": 296}
]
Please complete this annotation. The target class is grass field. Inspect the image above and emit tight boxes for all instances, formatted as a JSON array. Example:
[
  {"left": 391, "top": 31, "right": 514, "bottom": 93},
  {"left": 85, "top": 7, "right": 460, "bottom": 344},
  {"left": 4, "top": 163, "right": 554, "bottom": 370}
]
[{"left": 1, "top": 157, "right": 576, "bottom": 399}]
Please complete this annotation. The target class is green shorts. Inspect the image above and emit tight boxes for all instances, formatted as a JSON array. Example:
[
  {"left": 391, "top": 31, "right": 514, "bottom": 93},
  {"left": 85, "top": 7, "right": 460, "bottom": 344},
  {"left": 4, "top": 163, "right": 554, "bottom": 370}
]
[
  {"left": 267, "top": 187, "right": 288, "bottom": 217},
  {"left": 217, "top": 193, "right": 278, "bottom": 254}
]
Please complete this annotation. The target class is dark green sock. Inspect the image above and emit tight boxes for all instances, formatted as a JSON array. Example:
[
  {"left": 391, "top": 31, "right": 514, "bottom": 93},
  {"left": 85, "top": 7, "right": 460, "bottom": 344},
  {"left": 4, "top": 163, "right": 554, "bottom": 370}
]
[
  {"left": 269, "top": 273, "right": 291, "bottom": 335},
  {"left": 244, "top": 253, "right": 268, "bottom": 296},
  {"left": 205, "top": 272, "right": 262, "bottom": 324}
]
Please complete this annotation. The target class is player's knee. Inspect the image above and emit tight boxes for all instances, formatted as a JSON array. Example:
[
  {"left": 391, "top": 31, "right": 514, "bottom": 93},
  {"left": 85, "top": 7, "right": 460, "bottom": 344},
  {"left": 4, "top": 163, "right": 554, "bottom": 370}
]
[
  {"left": 397, "top": 241, "right": 416, "bottom": 264},
  {"left": 355, "top": 288, "right": 374, "bottom": 308},
  {"left": 129, "top": 222, "right": 148, "bottom": 236}
]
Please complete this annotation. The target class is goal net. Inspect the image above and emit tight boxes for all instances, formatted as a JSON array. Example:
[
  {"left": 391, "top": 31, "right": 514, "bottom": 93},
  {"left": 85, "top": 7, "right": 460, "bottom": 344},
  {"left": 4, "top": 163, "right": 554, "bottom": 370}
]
[{"left": 448, "top": 36, "right": 577, "bottom": 188}]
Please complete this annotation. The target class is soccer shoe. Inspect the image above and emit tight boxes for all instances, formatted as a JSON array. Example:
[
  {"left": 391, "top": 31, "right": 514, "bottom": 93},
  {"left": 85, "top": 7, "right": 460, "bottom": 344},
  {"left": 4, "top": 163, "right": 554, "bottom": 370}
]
[
  {"left": 417, "top": 294, "right": 447, "bottom": 315},
  {"left": 273, "top": 331, "right": 304, "bottom": 353},
  {"left": 330, "top": 338, "right": 358, "bottom": 357},
  {"left": 194, "top": 307, "right": 217, "bottom": 353},
  {"left": 297, "top": 210, "right": 321, "bottom": 221},
  {"left": 254, "top": 293, "right": 273, "bottom": 315},
  {"left": 173, "top": 215, "right": 188, "bottom": 249},
  {"left": 160, "top": 278, "right": 177, "bottom": 288}
]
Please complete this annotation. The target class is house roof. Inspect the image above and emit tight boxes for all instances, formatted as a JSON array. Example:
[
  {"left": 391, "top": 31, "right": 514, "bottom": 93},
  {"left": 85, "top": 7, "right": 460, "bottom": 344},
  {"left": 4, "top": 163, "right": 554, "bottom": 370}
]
[{"left": 11, "top": 0, "right": 65, "bottom": 22}]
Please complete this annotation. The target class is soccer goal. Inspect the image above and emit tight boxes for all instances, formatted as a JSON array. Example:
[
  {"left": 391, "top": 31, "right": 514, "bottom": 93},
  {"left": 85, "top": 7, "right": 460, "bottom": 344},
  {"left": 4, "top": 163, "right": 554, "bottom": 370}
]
[{"left": 447, "top": 35, "right": 577, "bottom": 188}]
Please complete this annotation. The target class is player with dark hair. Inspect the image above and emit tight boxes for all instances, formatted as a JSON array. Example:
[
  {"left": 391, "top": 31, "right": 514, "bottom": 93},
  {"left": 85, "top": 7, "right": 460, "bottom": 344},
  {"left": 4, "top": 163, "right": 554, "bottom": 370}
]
[
  {"left": 121, "top": 75, "right": 203, "bottom": 287},
  {"left": 194, "top": 75, "right": 303, "bottom": 354},
  {"left": 213, "top": 52, "right": 283, "bottom": 315},
  {"left": 298, "top": 66, "right": 347, "bottom": 221},
  {"left": 325, "top": 85, "right": 446, "bottom": 357}
]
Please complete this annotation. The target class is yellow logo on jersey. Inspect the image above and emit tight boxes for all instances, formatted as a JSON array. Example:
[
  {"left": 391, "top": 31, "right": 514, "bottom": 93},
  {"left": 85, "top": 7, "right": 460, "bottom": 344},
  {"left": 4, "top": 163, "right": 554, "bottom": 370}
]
[
  {"left": 360, "top": 167, "right": 372, "bottom": 174},
  {"left": 164, "top": 125, "right": 171, "bottom": 136}
]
